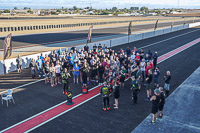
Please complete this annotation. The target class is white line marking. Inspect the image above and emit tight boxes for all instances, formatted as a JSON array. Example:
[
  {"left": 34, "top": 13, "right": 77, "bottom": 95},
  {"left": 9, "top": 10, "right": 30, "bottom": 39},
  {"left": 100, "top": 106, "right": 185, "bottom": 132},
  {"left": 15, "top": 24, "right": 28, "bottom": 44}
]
[
  {"left": 0, "top": 79, "right": 44, "bottom": 94},
  {"left": 0, "top": 84, "right": 102, "bottom": 133},
  {"left": 22, "top": 38, "right": 200, "bottom": 132},
  {"left": 140, "top": 28, "right": 200, "bottom": 49},
  {"left": 1, "top": 23, "right": 200, "bottom": 133}
]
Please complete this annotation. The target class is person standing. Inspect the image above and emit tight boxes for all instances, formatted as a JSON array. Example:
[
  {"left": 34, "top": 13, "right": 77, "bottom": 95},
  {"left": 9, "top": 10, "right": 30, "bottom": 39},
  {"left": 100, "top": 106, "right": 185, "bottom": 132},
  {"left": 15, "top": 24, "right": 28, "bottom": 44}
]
[
  {"left": 50, "top": 63, "right": 56, "bottom": 87},
  {"left": 36, "top": 56, "right": 44, "bottom": 77},
  {"left": 153, "top": 52, "right": 158, "bottom": 69},
  {"left": 164, "top": 71, "right": 171, "bottom": 97},
  {"left": 16, "top": 54, "right": 22, "bottom": 73},
  {"left": 113, "top": 82, "right": 120, "bottom": 109},
  {"left": 98, "top": 63, "right": 104, "bottom": 85},
  {"left": 146, "top": 69, "right": 153, "bottom": 100},
  {"left": 73, "top": 63, "right": 79, "bottom": 84},
  {"left": 101, "top": 81, "right": 111, "bottom": 111},
  {"left": 140, "top": 59, "right": 146, "bottom": 82},
  {"left": 62, "top": 68, "right": 71, "bottom": 95},
  {"left": 55, "top": 61, "right": 61, "bottom": 84},
  {"left": 44, "top": 62, "right": 50, "bottom": 84},
  {"left": 150, "top": 89, "right": 160, "bottom": 123},
  {"left": 84, "top": 44, "right": 89, "bottom": 52},
  {"left": 153, "top": 67, "right": 160, "bottom": 87},
  {"left": 29, "top": 58, "right": 37, "bottom": 78},
  {"left": 158, "top": 87, "right": 165, "bottom": 118},
  {"left": 131, "top": 76, "right": 139, "bottom": 104}
]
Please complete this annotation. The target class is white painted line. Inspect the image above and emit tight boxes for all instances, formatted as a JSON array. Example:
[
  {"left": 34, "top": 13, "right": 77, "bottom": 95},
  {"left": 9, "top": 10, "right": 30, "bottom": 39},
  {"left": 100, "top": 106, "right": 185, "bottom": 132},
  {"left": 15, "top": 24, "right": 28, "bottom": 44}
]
[
  {"left": 24, "top": 93, "right": 101, "bottom": 133},
  {"left": 0, "top": 79, "right": 44, "bottom": 94},
  {"left": 1, "top": 23, "right": 200, "bottom": 132},
  {"left": 140, "top": 28, "right": 200, "bottom": 49},
  {"left": 0, "top": 84, "right": 102, "bottom": 133}
]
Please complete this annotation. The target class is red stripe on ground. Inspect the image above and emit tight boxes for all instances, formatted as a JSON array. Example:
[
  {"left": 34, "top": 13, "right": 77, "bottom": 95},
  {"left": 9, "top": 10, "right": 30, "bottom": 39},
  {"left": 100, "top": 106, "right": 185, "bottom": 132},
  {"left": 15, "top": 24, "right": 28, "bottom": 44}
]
[
  {"left": 3, "top": 37, "right": 200, "bottom": 133},
  {"left": 4, "top": 85, "right": 103, "bottom": 133},
  {"left": 157, "top": 38, "right": 200, "bottom": 63}
]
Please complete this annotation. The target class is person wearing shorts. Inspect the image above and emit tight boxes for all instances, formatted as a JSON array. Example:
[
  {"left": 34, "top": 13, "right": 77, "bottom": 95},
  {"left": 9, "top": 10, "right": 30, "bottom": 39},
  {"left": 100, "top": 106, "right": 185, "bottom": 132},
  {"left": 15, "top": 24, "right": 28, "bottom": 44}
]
[
  {"left": 146, "top": 69, "right": 153, "bottom": 100},
  {"left": 55, "top": 61, "right": 61, "bottom": 84},
  {"left": 150, "top": 89, "right": 160, "bottom": 123},
  {"left": 158, "top": 87, "right": 165, "bottom": 118}
]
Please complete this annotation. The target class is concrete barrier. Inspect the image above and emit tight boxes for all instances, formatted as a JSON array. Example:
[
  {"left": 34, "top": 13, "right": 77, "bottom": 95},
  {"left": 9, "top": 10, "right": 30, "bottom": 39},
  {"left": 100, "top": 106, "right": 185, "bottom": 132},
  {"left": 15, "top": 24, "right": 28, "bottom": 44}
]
[
  {"left": 163, "top": 28, "right": 172, "bottom": 34},
  {"left": 1, "top": 22, "right": 200, "bottom": 74},
  {"left": 155, "top": 29, "right": 164, "bottom": 36},
  {"left": 143, "top": 31, "right": 154, "bottom": 39},
  {"left": 189, "top": 22, "right": 200, "bottom": 28},
  {"left": 110, "top": 36, "right": 128, "bottom": 47}
]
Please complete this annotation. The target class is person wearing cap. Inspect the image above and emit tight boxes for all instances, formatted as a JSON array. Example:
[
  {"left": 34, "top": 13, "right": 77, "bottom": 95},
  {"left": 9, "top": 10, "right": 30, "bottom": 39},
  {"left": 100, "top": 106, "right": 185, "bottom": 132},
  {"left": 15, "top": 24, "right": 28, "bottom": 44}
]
[
  {"left": 100, "top": 81, "right": 111, "bottom": 111},
  {"left": 158, "top": 87, "right": 165, "bottom": 118},
  {"left": 153, "top": 51, "right": 158, "bottom": 69},
  {"left": 150, "top": 89, "right": 160, "bottom": 123}
]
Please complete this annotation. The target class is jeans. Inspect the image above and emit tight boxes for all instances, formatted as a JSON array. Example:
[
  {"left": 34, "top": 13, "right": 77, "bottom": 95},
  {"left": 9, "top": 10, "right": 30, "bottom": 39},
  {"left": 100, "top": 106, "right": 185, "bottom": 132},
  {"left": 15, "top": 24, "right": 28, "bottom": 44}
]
[{"left": 37, "top": 67, "right": 44, "bottom": 76}]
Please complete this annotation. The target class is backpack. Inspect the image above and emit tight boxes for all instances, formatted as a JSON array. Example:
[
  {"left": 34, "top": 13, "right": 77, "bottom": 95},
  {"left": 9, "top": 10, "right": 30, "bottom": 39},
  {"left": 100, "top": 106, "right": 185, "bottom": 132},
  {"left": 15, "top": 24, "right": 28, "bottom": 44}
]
[{"left": 102, "top": 86, "right": 109, "bottom": 97}]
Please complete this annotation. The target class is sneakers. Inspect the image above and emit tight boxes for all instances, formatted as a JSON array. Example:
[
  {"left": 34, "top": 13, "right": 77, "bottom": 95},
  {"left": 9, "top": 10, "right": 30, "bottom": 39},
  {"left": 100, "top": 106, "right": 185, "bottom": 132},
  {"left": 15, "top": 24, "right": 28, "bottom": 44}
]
[
  {"left": 73, "top": 82, "right": 75, "bottom": 84},
  {"left": 156, "top": 117, "right": 158, "bottom": 120},
  {"left": 103, "top": 108, "right": 106, "bottom": 111},
  {"left": 39, "top": 75, "right": 41, "bottom": 78},
  {"left": 107, "top": 107, "right": 110, "bottom": 111},
  {"left": 152, "top": 120, "right": 155, "bottom": 123},
  {"left": 63, "top": 91, "right": 65, "bottom": 95},
  {"left": 77, "top": 82, "right": 79, "bottom": 84},
  {"left": 114, "top": 107, "right": 118, "bottom": 109},
  {"left": 65, "top": 92, "right": 68, "bottom": 95}
]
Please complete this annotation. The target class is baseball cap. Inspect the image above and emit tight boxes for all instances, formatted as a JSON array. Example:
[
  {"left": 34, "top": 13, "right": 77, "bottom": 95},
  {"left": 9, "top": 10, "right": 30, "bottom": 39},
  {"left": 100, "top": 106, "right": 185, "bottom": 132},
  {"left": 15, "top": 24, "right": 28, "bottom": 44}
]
[{"left": 154, "top": 89, "right": 160, "bottom": 94}]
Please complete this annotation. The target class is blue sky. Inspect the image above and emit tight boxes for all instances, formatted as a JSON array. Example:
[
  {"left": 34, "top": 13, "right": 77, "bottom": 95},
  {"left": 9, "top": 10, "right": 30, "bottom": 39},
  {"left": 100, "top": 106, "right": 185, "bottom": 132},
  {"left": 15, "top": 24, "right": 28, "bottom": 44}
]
[{"left": 0, "top": 0, "right": 199, "bottom": 9}]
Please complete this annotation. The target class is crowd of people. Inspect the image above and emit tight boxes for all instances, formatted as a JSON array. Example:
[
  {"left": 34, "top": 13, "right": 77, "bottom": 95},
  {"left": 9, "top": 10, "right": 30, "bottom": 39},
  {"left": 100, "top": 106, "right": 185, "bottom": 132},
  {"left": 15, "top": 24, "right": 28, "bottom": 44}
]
[{"left": 27, "top": 43, "right": 171, "bottom": 123}]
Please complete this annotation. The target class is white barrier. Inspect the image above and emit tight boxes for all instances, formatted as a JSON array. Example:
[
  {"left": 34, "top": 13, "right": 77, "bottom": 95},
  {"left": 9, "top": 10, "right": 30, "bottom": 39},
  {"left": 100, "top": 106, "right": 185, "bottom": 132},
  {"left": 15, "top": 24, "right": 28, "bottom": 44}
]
[
  {"left": 163, "top": 28, "right": 172, "bottom": 34},
  {"left": 155, "top": 29, "right": 163, "bottom": 36},
  {"left": 110, "top": 36, "right": 128, "bottom": 47},
  {"left": 129, "top": 33, "right": 143, "bottom": 42},
  {"left": 0, "top": 22, "right": 199, "bottom": 74},
  {"left": 189, "top": 22, "right": 200, "bottom": 28},
  {"left": 143, "top": 31, "right": 154, "bottom": 39}
]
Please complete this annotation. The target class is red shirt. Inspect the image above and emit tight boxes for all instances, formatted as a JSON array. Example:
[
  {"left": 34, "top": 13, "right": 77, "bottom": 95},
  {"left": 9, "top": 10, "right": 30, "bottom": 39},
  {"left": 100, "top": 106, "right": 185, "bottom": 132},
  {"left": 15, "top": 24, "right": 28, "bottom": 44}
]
[
  {"left": 145, "top": 65, "right": 152, "bottom": 75},
  {"left": 135, "top": 56, "right": 140, "bottom": 62}
]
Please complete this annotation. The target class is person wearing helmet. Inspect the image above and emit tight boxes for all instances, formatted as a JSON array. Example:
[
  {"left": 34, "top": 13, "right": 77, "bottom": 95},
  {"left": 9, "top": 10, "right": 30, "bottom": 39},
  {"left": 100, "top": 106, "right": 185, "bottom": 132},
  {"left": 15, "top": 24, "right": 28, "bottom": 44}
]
[{"left": 100, "top": 81, "right": 111, "bottom": 111}]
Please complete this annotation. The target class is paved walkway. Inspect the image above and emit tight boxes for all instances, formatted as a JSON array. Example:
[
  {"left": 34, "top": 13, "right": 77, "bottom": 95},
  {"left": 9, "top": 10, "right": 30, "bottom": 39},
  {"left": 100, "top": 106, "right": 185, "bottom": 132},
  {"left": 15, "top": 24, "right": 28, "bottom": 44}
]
[{"left": 132, "top": 67, "right": 200, "bottom": 133}]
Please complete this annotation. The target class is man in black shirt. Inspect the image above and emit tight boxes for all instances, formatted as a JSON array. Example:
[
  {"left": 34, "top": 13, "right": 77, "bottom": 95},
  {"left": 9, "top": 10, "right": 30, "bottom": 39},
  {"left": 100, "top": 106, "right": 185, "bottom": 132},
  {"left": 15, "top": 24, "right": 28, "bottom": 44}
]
[
  {"left": 150, "top": 89, "right": 160, "bottom": 123},
  {"left": 158, "top": 87, "right": 165, "bottom": 118},
  {"left": 164, "top": 71, "right": 171, "bottom": 97},
  {"left": 93, "top": 44, "right": 97, "bottom": 52},
  {"left": 146, "top": 69, "right": 153, "bottom": 100},
  {"left": 84, "top": 44, "right": 89, "bottom": 52}
]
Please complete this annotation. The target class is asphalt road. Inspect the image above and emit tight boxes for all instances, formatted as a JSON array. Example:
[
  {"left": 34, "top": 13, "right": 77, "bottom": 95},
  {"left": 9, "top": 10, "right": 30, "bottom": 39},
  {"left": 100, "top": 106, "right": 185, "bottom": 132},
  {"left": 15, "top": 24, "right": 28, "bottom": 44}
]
[
  {"left": 0, "top": 26, "right": 200, "bottom": 133},
  {"left": 0, "top": 20, "right": 199, "bottom": 49}
]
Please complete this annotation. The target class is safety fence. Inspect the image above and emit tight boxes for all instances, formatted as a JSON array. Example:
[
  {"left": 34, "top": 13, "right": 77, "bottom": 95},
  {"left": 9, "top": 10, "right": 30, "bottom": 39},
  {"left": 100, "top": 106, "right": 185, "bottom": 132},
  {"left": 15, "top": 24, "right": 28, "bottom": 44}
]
[
  {"left": 0, "top": 23, "right": 198, "bottom": 74},
  {"left": 0, "top": 19, "right": 173, "bottom": 32}
]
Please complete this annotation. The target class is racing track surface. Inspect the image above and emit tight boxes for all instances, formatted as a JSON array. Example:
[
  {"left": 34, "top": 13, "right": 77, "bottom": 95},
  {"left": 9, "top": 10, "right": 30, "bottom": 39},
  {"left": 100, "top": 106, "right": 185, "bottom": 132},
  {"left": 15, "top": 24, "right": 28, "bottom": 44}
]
[
  {"left": 0, "top": 20, "right": 199, "bottom": 49},
  {"left": 0, "top": 26, "right": 200, "bottom": 133}
]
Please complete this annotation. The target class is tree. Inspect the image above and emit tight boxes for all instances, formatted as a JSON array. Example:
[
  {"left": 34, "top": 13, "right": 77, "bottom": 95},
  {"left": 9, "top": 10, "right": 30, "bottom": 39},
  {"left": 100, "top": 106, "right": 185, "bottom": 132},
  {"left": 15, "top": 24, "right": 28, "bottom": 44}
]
[
  {"left": 73, "top": 6, "right": 78, "bottom": 10},
  {"left": 27, "top": 9, "right": 33, "bottom": 14},
  {"left": 112, "top": 7, "right": 117, "bottom": 12},
  {"left": 24, "top": 7, "right": 29, "bottom": 10},
  {"left": 3, "top": 10, "right": 10, "bottom": 13},
  {"left": 140, "top": 6, "right": 149, "bottom": 13},
  {"left": 14, "top": 7, "right": 18, "bottom": 10}
]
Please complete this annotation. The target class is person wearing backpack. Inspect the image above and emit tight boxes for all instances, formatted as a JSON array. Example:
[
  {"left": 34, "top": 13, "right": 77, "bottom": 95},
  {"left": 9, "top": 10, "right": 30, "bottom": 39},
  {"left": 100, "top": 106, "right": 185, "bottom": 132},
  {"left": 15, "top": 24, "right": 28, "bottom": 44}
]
[
  {"left": 131, "top": 76, "right": 139, "bottom": 104},
  {"left": 101, "top": 81, "right": 111, "bottom": 111}
]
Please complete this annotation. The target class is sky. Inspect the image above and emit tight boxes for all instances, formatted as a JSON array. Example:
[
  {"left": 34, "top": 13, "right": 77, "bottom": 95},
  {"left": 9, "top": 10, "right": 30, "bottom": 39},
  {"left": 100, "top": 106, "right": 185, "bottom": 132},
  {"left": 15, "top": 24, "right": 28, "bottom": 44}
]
[{"left": 0, "top": 0, "right": 200, "bottom": 9}]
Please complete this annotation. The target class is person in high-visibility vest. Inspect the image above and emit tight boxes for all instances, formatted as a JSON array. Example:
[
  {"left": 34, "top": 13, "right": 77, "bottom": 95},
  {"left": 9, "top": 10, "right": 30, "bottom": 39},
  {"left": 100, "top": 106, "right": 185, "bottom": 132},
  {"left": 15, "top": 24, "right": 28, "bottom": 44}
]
[{"left": 100, "top": 81, "right": 111, "bottom": 111}]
